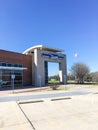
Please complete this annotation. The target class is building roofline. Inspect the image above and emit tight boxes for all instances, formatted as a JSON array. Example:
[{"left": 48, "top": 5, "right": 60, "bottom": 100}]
[{"left": 23, "top": 45, "right": 64, "bottom": 54}]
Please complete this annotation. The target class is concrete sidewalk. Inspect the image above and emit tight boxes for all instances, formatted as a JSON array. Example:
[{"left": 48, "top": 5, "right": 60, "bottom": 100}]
[
  {"left": 0, "top": 94, "right": 98, "bottom": 130},
  {"left": 0, "top": 102, "right": 33, "bottom": 130},
  {"left": 19, "top": 94, "right": 98, "bottom": 130},
  {"left": 0, "top": 86, "right": 50, "bottom": 96},
  {"left": 1, "top": 85, "right": 98, "bottom": 130}
]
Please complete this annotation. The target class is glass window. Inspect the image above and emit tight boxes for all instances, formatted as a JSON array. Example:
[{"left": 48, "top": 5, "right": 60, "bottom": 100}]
[
  {"left": 0, "top": 62, "right": 2, "bottom": 66},
  {"left": 14, "top": 70, "right": 22, "bottom": 75},
  {"left": 7, "top": 63, "right": 12, "bottom": 67},
  {"left": 14, "top": 64, "right": 19, "bottom": 67},
  {"left": 14, "top": 64, "right": 22, "bottom": 67},
  {"left": 1, "top": 63, "right": 6, "bottom": 66},
  {"left": 15, "top": 75, "right": 22, "bottom": 80},
  {"left": 0, "top": 62, "right": 23, "bottom": 87},
  {"left": 19, "top": 64, "right": 22, "bottom": 67}
]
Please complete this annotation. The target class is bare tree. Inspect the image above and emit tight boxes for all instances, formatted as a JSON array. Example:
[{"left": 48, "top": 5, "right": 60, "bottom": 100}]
[
  {"left": 71, "top": 62, "right": 90, "bottom": 84},
  {"left": 91, "top": 72, "right": 98, "bottom": 82}
]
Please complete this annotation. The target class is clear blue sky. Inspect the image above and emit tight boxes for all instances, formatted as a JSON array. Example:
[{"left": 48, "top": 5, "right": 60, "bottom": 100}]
[{"left": 0, "top": 0, "right": 98, "bottom": 75}]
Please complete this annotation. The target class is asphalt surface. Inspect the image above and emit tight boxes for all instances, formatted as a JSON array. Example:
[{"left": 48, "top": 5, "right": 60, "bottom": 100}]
[{"left": 0, "top": 90, "right": 91, "bottom": 102}]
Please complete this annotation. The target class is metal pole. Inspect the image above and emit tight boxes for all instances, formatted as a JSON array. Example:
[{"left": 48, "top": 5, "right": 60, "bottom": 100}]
[
  {"left": 11, "top": 74, "right": 15, "bottom": 94},
  {"left": 12, "top": 78, "right": 14, "bottom": 93}
]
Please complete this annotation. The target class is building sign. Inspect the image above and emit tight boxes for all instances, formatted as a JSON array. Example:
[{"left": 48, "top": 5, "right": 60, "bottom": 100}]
[{"left": 41, "top": 53, "right": 64, "bottom": 60}]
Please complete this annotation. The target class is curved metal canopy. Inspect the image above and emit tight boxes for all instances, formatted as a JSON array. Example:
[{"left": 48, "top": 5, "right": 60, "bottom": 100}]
[{"left": 23, "top": 45, "right": 64, "bottom": 54}]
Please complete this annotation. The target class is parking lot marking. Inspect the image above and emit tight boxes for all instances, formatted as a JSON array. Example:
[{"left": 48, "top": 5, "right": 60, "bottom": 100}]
[{"left": 17, "top": 102, "right": 36, "bottom": 130}]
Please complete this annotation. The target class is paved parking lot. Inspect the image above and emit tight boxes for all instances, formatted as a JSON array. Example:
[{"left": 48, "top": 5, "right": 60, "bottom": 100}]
[
  {"left": 19, "top": 94, "right": 98, "bottom": 130},
  {"left": 0, "top": 101, "right": 33, "bottom": 130},
  {"left": 0, "top": 92, "right": 98, "bottom": 130}
]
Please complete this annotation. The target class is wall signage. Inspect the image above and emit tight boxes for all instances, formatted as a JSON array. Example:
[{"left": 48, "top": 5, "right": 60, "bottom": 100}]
[{"left": 41, "top": 53, "right": 64, "bottom": 60}]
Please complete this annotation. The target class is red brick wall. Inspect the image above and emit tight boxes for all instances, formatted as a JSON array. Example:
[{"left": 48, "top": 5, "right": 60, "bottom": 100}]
[{"left": 0, "top": 49, "right": 32, "bottom": 86}]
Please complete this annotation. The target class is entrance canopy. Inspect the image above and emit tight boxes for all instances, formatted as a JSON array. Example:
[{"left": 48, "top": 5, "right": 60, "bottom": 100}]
[
  {"left": 23, "top": 45, "right": 64, "bottom": 54},
  {"left": 22, "top": 44, "right": 66, "bottom": 86}
]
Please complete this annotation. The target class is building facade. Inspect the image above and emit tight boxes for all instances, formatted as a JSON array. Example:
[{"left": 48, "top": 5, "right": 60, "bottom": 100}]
[
  {"left": 0, "top": 50, "right": 32, "bottom": 87},
  {"left": 0, "top": 45, "right": 67, "bottom": 88}
]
